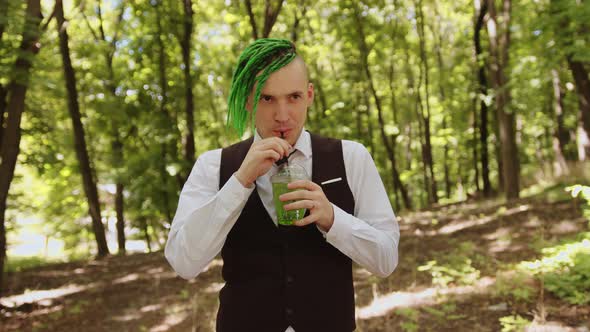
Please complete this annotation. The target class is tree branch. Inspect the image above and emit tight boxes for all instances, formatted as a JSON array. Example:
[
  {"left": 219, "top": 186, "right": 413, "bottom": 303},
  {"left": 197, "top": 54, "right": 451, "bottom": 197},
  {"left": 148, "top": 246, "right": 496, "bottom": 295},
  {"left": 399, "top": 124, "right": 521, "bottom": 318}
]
[{"left": 244, "top": 0, "right": 258, "bottom": 39}]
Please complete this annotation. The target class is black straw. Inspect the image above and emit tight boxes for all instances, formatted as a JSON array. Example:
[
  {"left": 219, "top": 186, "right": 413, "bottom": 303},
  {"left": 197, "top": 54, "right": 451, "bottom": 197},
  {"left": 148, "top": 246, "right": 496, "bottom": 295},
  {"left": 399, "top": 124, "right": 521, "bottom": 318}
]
[{"left": 276, "top": 131, "right": 295, "bottom": 166}]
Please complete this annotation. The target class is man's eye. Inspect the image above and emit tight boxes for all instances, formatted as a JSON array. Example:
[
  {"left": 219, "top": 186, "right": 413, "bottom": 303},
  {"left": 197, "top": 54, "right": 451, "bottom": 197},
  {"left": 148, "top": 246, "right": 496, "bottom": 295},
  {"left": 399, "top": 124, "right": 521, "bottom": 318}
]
[
  {"left": 291, "top": 94, "right": 301, "bottom": 100},
  {"left": 261, "top": 96, "right": 272, "bottom": 102}
]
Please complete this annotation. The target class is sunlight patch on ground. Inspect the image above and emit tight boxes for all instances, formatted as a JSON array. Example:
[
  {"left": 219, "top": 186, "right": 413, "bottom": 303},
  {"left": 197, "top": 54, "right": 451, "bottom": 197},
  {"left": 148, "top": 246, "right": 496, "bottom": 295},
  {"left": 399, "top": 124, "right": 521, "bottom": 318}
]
[
  {"left": 0, "top": 283, "right": 96, "bottom": 308},
  {"left": 112, "top": 273, "right": 140, "bottom": 285},
  {"left": 111, "top": 311, "right": 142, "bottom": 322},
  {"left": 435, "top": 215, "right": 495, "bottom": 234},
  {"left": 550, "top": 220, "right": 583, "bottom": 235},
  {"left": 150, "top": 304, "right": 190, "bottom": 332},
  {"left": 485, "top": 227, "right": 514, "bottom": 253},
  {"left": 140, "top": 303, "right": 163, "bottom": 313},
  {"left": 434, "top": 204, "right": 531, "bottom": 235},
  {"left": 357, "top": 277, "right": 495, "bottom": 319},
  {"left": 202, "top": 259, "right": 223, "bottom": 273},
  {"left": 146, "top": 267, "right": 165, "bottom": 274},
  {"left": 203, "top": 282, "right": 224, "bottom": 294}
]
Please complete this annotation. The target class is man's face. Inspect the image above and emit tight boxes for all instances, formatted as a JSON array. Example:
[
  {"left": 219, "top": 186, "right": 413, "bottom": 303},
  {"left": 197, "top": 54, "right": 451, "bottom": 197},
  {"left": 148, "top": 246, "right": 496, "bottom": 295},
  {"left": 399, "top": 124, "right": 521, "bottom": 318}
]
[{"left": 249, "top": 57, "right": 314, "bottom": 146}]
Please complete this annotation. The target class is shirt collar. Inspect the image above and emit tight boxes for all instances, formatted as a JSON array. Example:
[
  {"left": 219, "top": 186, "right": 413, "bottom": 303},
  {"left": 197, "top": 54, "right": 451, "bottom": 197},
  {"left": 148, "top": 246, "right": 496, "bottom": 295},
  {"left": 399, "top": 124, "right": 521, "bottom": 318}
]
[{"left": 253, "top": 128, "right": 312, "bottom": 159}]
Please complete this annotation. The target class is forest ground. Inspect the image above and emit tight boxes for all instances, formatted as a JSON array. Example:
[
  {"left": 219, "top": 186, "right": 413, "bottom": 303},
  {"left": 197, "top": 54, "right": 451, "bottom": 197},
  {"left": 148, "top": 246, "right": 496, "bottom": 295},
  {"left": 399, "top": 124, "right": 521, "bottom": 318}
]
[{"left": 1, "top": 192, "right": 590, "bottom": 332}]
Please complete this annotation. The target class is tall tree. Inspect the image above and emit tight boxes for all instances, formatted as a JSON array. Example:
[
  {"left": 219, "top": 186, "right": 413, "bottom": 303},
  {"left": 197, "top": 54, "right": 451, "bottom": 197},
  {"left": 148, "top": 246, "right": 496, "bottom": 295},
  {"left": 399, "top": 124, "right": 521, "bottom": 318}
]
[
  {"left": 179, "top": 0, "right": 195, "bottom": 170},
  {"left": 548, "top": 0, "right": 590, "bottom": 161},
  {"left": 0, "top": 0, "right": 9, "bottom": 146},
  {"left": 551, "top": 68, "right": 570, "bottom": 175},
  {"left": 0, "top": 0, "right": 42, "bottom": 296},
  {"left": 82, "top": 0, "right": 128, "bottom": 254},
  {"left": 415, "top": 0, "right": 438, "bottom": 204},
  {"left": 567, "top": 58, "right": 590, "bottom": 160},
  {"left": 244, "top": 0, "right": 285, "bottom": 39},
  {"left": 56, "top": 0, "right": 109, "bottom": 257},
  {"left": 474, "top": 0, "right": 492, "bottom": 196},
  {"left": 352, "top": 2, "right": 411, "bottom": 209},
  {"left": 154, "top": 1, "right": 175, "bottom": 227},
  {"left": 431, "top": 4, "right": 452, "bottom": 199},
  {"left": 486, "top": 0, "right": 520, "bottom": 199}
]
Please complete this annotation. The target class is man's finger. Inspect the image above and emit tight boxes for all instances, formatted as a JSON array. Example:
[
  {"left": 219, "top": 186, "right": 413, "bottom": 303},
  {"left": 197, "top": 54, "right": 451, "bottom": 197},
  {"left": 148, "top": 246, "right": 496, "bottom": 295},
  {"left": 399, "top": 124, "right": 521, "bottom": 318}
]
[
  {"left": 287, "top": 180, "right": 322, "bottom": 191},
  {"left": 279, "top": 189, "right": 313, "bottom": 202},
  {"left": 283, "top": 199, "right": 314, "bottom": 211},
  {"left": 293, "top": 214, "right": 316, "bottom": 227}
]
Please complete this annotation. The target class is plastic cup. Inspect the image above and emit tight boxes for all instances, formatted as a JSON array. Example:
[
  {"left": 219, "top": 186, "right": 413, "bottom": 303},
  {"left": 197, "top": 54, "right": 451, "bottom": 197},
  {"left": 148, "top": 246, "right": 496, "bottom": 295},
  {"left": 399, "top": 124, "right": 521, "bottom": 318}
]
[{"left": 271, "top": 163, "right": 309, "bottom": 226}]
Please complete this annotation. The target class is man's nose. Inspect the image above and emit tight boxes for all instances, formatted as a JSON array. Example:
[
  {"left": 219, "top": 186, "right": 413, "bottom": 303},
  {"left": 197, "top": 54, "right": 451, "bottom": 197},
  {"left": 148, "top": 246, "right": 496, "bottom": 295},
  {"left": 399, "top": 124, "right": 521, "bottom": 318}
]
[{"left": 274, "top": 101, "right": 289, "bottom": 122}]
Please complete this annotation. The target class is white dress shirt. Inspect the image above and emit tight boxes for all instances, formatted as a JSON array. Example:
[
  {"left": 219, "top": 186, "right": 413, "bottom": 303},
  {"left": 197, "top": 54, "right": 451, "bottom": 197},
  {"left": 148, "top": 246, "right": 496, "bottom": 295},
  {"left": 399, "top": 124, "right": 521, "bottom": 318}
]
[{"left": 165, "top": 130, "right": 400, "bottom": 332}]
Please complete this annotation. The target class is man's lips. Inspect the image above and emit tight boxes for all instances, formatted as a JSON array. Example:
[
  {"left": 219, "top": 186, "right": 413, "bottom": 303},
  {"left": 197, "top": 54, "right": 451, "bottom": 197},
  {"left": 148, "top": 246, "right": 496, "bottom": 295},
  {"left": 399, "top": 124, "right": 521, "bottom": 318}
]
[{"left": 273, "top": 129, "right": 292, "bottom": 137}]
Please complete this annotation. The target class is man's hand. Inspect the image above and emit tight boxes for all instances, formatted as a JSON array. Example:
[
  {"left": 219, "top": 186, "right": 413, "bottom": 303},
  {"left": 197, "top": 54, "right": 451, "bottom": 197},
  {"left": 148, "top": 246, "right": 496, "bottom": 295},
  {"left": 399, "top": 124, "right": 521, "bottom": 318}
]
[
  {"left": 235, "top": 137, "right": 292, "bottom": 188},
  {"left": 280, "top": 180, "right": 334, "bottom": 232}
]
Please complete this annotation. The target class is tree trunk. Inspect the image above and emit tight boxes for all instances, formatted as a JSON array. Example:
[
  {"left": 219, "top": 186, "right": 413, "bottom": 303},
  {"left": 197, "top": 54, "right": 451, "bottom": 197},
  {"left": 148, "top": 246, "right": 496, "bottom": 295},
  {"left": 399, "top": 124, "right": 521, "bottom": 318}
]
[
  {"left": 244, "top": 0, "right": 259, "bottom": 39},
  {"left": 114, "top": 182, "right": 125, "bottom": 254},
  {"left": 352, "top": 4, "right": 411, "bottom": 209},
  {"left": 0, "top": 0, "right": 8, "bottom": 40},
  {"left": 56, "top": 0, "right": 109, "bottom": 257},
  {"left": 262, "top": 0, "right": 284, "bottom": 38},
  {"left": 92, "top": 1, "right": 127, "bottom": 255},
  {"left": 472, "top": 92, "right": 481, "bottom": 193},
  {"left": 431, "top": 6, "right": 452, "bottom": 199},
  {"left": 0, "top": 0, "right": 7, "bottom": 147},
  {"left": 142, "top": 218, "right": 152, "bottom": 253},
  {"left": 567, "top": 57, "right": 590, "bottom": 160},
  {"left": 245, "top": 0, "right": 284, "bottom": 39},
  {"left": 551, "top": 68, "right": 570, "bottom": 175},
  {"left": 486, "top": 0, "right": 519, "bottom": 199},
  {"left": 363, "top": 93, "right": 376, "bottom": 155},
  {"left": 181, "top": 0, "right": 195, "bottom": 170},
  {"left": 388, "top": 21, "right": 406, "bottom": 210},
  {"left": 154, "top": 2, "right": 175, "bottom": 228},
  {"left": 474, "top": 0, "right": 492, "bottom": 196},
  {"left": 416, "top": 0, "right": 438, "bottom": 204},
  {"left": 0, "top": 0, "right": 42, "bottom": 297},
  {"left": 290, "top": 0, "right": 307, "bottom": 43},
  {"left": 0, "top": 85, "right": 7, "bottom": 149},
  {"left": 443, "top": 117, "right": 452, "bottom": 198}
]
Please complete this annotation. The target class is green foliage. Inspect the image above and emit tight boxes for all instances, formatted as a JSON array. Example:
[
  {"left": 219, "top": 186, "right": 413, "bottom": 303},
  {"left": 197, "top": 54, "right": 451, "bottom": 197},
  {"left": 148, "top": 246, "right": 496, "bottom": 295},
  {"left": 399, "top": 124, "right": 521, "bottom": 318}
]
[
  {"left": 422, "top": 303, "right": 466, "bottom": 321},
  {"left": 396, "top": 308, "right": 420, "bottom": 332},
  {"left": 499, "top": 315, "right": 531, "bottom": 332},
  {"left": 4, "top": 255, "right": 64, "bottom": 273},
  {"left": 179, "top": 289, "right": 190, "bottom": 300},
  {"left": 493, "top": 269, "right": 535, "bottom": 303},
  {"left": 417, "top": 241, "right": 481, "bottom": 288},
  {"left": 566, "top": 184, "right": 590, "bottom": 222},
  {"left": 544, "top": 252, "right": 590, "bottom": 305},
  {"left": 519, "top": 232, "right": 590, "bottom": 305}
]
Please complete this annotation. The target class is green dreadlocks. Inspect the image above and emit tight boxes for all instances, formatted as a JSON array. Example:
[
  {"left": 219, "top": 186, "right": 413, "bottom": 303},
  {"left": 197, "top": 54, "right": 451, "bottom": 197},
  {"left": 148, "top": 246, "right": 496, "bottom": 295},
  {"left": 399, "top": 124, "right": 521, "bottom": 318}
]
[{"left": 227, "top": 38, "right": 298, "bottom": 137}]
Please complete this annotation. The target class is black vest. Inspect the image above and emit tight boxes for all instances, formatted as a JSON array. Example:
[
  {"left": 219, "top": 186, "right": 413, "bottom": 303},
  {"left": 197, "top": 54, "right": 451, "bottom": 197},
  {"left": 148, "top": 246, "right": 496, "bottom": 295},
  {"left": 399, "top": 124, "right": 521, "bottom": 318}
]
[{"left": 217, "top": 133, "right": 356, "bottom": 332}]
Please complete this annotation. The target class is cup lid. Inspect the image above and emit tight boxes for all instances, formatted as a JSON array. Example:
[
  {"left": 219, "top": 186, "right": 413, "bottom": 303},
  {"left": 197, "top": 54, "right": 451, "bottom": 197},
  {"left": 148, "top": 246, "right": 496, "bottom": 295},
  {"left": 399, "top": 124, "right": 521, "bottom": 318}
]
[{"left": 271, "top": 164, "right": 308, "bottom": 182}]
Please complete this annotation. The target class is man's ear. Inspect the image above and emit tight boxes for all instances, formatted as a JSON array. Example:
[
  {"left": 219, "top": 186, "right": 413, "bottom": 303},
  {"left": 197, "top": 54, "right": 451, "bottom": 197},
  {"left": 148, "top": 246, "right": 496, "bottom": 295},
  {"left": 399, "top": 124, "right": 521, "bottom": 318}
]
[{"left": 307, "top": 82, "right": 315, "bottom": 107}]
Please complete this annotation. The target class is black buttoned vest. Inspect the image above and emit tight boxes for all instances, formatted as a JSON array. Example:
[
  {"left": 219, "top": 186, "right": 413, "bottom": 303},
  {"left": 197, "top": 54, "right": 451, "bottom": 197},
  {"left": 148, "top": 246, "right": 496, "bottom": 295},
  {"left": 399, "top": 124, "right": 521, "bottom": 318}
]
[{"left": 217, "top": 133, "right": 356, "bottom": 332}]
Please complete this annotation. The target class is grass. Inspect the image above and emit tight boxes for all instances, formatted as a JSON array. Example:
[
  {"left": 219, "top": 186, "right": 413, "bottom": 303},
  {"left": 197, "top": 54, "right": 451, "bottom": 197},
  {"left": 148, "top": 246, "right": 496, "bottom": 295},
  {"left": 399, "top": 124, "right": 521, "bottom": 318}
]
[
  {"left": 3, "top": 254, "right": 90, "bottom": 273},
  {"left": 4, "top": 255, "right": 65, "bottom": 273}
]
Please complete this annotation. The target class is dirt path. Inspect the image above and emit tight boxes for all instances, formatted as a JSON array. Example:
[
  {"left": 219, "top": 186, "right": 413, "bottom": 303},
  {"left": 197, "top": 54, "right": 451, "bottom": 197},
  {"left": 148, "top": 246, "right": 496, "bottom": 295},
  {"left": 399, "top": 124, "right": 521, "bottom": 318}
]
[{"left": 1, "top": 197, "right": 589, "bottom": 331}]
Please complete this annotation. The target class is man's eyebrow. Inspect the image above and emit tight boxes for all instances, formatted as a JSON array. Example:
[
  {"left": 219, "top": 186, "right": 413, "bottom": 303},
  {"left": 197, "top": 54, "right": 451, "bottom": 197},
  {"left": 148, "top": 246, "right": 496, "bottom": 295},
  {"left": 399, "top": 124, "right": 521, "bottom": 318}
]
[{"left": 260, "top": 91, "right": 304, "bottom": 97}]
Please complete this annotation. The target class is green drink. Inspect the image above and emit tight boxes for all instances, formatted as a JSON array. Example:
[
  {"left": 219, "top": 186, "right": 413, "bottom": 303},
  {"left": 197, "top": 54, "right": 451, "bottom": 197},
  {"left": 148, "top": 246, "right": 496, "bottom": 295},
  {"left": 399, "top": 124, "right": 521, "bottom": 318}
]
[{"left": 271, "top": 164, "right": 309, "bottom": 226}]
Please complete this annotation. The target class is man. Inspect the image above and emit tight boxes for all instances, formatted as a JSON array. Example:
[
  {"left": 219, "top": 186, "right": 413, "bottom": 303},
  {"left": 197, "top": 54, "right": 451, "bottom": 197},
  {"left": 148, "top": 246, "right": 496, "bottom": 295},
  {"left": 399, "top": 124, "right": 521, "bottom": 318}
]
[{"left": 165, "top": 38, "right": 399, "bottom": 332}]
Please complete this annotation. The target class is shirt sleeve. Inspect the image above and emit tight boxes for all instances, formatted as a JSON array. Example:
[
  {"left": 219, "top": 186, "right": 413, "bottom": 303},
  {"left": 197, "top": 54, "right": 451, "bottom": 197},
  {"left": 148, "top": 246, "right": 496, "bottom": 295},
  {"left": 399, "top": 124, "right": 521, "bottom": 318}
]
[
  {"left": 324, "top": 141, "right": 400, "bottom": 277},
  {"left": 164, "top": 149, "right": 255, "bottom": 280}
]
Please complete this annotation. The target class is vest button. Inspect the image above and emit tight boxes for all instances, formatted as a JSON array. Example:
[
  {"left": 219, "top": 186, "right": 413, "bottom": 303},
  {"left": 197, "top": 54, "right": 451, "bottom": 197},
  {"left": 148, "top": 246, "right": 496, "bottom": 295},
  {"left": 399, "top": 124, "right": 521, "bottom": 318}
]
[
  {"left": 282, "top": 243, "right": 289, "bottom": 250},
  {"left": 286, "top": 275, "right": 294, "bottom": 283},
  {"left": 286, "top": 308, "right": 294, "bottom": 316}
]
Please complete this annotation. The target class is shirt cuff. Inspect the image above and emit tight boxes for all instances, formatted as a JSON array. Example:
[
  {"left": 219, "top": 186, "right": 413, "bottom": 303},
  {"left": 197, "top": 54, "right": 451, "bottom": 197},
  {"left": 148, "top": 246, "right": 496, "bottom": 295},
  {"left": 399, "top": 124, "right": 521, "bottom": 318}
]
[
  {"left": 218, "top": 174, "right": 256, "bottom": 207},
  {"left": 324, "top": 204, "right": 352, "bottom": 244}
]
